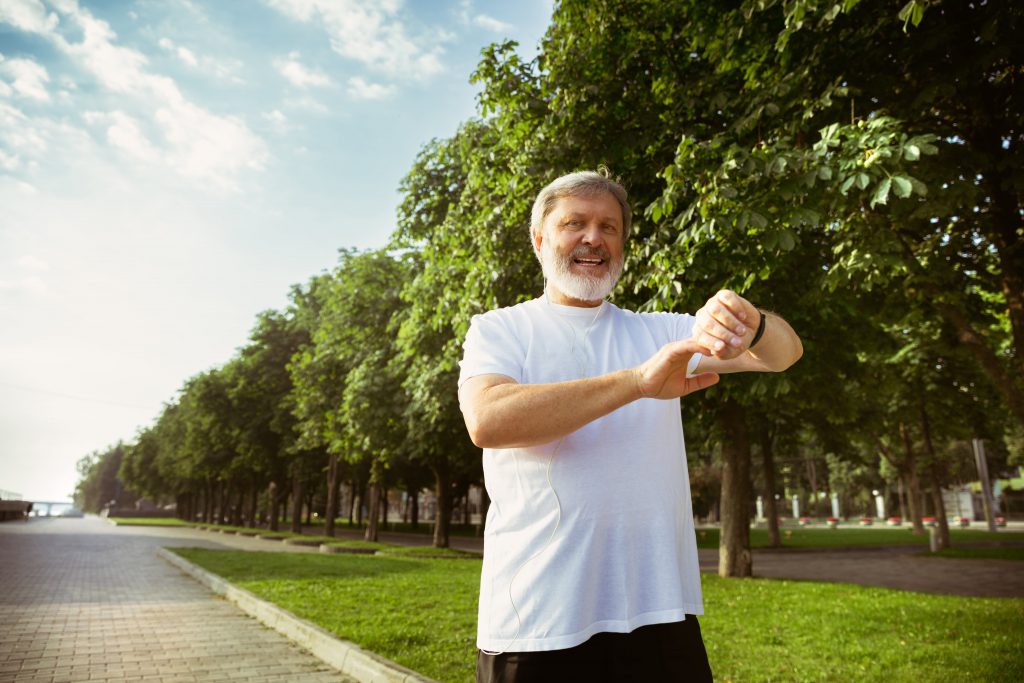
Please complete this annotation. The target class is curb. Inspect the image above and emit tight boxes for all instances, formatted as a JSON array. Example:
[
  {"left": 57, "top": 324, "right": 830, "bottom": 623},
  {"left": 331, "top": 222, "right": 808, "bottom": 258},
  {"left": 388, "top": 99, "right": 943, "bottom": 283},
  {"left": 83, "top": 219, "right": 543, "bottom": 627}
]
[{"left": 157, "top": 547, "right": 438, "bottom": 683}]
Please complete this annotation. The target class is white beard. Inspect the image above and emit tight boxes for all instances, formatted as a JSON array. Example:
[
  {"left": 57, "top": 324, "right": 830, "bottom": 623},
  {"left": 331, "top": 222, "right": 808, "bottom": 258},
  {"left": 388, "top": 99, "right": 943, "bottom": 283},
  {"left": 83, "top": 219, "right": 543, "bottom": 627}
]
[{"left": 541, "top": 239, "right": 623, "bottom": 303}]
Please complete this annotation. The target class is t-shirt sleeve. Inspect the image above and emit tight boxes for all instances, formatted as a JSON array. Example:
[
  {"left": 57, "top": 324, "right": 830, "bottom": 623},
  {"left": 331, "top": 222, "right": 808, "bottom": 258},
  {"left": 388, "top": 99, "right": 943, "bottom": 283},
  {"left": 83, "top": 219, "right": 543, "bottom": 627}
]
[{"left": 458, "top": 311, "right": 525, "bottom": 388}]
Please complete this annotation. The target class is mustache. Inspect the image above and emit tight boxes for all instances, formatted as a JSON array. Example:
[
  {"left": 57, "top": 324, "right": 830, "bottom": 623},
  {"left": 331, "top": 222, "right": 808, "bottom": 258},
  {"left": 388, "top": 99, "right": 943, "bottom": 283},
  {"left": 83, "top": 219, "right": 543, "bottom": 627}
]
[{"left": 569, "top": 246, "right": 611, "bottom": 260}]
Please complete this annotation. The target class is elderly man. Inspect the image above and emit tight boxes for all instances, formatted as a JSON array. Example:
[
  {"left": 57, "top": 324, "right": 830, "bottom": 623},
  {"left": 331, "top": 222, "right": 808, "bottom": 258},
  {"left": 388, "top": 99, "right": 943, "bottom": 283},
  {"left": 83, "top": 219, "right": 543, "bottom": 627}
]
[{"left": 459, "top": 171, "right": 802, "bottom": 682}]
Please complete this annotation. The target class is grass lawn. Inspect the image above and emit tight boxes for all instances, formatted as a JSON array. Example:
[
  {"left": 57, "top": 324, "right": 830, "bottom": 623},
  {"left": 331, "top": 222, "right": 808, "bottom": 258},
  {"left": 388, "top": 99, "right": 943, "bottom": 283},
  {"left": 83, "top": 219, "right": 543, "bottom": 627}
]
[
  {"left": 109, "top": 517, "right": 190, "bottom": 526},
  {"left": 928, "top": 546, "right": 1024, "bottom": 561},
  {"left": 171, "top": 548, "right": 1024, "bottom": 683},
  {"left": 696, "top": 526, "right": 1022, "bottom": 550}
]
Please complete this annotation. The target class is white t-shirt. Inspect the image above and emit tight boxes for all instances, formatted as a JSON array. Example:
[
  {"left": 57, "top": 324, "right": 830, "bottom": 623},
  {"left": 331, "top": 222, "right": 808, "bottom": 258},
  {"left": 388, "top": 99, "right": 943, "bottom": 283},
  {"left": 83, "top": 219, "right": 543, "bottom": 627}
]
[{"left": 458, "top": 297, "right": 704, "bottom": 653}]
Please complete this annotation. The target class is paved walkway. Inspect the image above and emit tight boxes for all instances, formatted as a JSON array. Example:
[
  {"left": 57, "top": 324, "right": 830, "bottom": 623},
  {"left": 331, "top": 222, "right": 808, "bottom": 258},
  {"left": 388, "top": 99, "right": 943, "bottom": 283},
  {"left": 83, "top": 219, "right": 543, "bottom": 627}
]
[{"left": 0, "top": 517, "right": 354, "bottom": 683}]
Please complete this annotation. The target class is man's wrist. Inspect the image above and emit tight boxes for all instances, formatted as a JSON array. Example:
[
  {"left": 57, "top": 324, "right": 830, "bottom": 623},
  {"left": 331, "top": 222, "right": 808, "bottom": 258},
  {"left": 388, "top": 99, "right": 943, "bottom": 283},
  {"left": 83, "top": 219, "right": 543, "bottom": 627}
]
[
  {"left": 630, "top": 367, "right": 649, "bottom": 400},
  {"left": 750, "top": 311, "right": 767, "bottom": 348}
]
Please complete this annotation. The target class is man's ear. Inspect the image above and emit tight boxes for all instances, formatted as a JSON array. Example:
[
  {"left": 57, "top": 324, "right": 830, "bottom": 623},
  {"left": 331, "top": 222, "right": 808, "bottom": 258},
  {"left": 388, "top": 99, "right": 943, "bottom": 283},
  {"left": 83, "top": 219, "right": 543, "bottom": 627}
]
[{"left": 531, "top": 226, "right": 544, "bottom": 260}]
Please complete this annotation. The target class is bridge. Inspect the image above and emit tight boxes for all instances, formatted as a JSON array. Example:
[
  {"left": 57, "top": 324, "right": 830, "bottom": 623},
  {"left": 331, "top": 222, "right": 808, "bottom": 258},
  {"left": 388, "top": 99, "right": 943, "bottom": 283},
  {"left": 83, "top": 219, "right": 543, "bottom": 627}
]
[{"left": 0, "top": 499, "right": 78, "bottom": 521}]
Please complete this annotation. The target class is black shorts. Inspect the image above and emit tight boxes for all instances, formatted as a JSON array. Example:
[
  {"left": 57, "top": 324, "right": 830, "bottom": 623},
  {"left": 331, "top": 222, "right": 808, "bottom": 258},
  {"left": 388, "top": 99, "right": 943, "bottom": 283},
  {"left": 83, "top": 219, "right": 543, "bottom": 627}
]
[{"left": 476, "top": 617, "right": 713, "bottom": 683}]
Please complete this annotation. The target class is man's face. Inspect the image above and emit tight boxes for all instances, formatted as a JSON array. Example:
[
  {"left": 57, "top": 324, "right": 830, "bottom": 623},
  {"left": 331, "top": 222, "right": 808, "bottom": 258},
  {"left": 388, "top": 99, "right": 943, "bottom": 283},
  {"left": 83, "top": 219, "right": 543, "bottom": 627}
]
[{"left": 534, "top": 191, "right": 625, "bottom": 305}]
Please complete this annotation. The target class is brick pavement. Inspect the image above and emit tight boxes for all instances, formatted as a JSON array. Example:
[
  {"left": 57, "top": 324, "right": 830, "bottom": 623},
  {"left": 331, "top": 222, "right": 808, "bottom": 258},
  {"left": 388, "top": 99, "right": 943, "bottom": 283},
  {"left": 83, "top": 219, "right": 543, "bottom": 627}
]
[{"left": 0, "top": 517, "right": 354, "bottom": 683}]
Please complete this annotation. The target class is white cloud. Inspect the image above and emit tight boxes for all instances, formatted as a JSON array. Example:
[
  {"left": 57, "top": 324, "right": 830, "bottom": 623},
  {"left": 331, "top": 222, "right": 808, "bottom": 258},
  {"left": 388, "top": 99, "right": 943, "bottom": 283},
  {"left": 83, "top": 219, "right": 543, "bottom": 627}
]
[
  {"left": 0, "top": 0, "right": 58, "bottom": 33},
  {"left": 284, "top": 94, "right": 329, "bottom": 114},
  {"left": 0, "top": 275, "right": 46, "bottom": 295},
  {"left": 274, "top": 51, "right": 332, "bottom": 88},
  {"left": 346, "top": 76, "right": 393, "bottom": 100},
  {"left": 0, "top": 101, "right": 47, "bottom": 160},
  {"left": 473, "top": 14, "right": 512, "bottom": 33},
  {"left": 177, "top": 46, "right": 198, "bottom": 67},
  {"left": 0, "top": 54, "right": 51, "bottom": 101},
  {"left": 457, "top": 1, "right": 513, "bottom": 33},
  {"left": 16, "top": 254, "right": 49, "bottom": 270},
  {"left": 84, "top": 109, "right": 160, "bottom": 163},
  {"left": 158, "top": 36, "right": 242, "bottom": 81},
  {"left": 0, "top": 1, "right": 266, "bottom": 190},
  {"left": 266, "top": 0, "right": 445, "bottom": 80},
  {"left": 262, "top": 109, "right": 289, "bottom": 132},
  {"left": 0, "top": 147, "right": 18, "bottom": 170},
  {"left": 155, "top": 100, "right": 266, "bottom": 188}
]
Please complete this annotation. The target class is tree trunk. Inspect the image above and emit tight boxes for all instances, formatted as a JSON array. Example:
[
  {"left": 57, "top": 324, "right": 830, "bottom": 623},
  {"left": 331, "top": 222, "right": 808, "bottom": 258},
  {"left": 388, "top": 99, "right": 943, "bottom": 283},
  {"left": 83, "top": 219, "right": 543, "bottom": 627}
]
[
  {"left": 899, "top": 421, "right": 925, "bottom": 535},
  {"left": 220, "top": 481, "right": 230, "bottom": 525},
  {"left": 364, "top": 483, "right": 380, "bottom": 542},
  {"left": 348, "top": 480, "right": 356, "bottom": 526},
  {"left": 268, "top": 481, "right": 279, "bottom": 531},
  {"left": 718, "top": 402, "right": 753, "bottom": 577},
  {"left": 356, "top": 485, "right": 365, "bottom": 525},
  {"left": 409, "top": 486, "right": 420, "bottom": 529},
  {"left": 232, "top": 482, "right": 244, "bottom": 526},
  {"left": 479, "top": 485, "right": 489, "bottom": 533},
  {"left": 918, "top": 398, "right": 951, "bottom": 549},
  {"left": 365, "top": 460, "right": 383, "bottom": 542},
  {"left": 432, "top": 464, "right": 452, "bottom": 548},
  {"left": 928, "top": 472, "right": 950, "bottom": 550},
  {"left": 382, "top": 486, "right": 389, "bottom": 527},
  {"left": 290, "top": 475, "right": 303, "bottom": 534},
  {"left": 761, "top": 429, "right": 781, "bottom": 548},
  {"left": 246, "top": 483, "right": 258, "bottom": 528},
  {"left": 325, "top": 454, "right": 339, "bottom": 537},
  {"left": 805, "top": 454, "right": 819, "bottom": 517}
]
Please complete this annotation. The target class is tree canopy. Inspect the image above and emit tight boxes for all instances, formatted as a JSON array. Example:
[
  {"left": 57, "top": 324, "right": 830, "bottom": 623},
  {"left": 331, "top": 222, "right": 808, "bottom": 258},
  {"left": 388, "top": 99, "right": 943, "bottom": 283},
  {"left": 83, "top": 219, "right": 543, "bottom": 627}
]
[{"left": 84, "top": 0, "right": 1020, "bottom": 563}]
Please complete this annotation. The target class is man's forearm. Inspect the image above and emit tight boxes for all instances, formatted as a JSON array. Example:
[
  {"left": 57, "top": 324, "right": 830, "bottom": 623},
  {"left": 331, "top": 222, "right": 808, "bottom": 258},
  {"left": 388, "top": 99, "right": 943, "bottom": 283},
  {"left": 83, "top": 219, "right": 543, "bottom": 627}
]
[
  {"left": 461, "top": 369, "right": 642, "bottom": 449},
  {"left": 747, "top": 313, "right": 803, "bottom": 371}
]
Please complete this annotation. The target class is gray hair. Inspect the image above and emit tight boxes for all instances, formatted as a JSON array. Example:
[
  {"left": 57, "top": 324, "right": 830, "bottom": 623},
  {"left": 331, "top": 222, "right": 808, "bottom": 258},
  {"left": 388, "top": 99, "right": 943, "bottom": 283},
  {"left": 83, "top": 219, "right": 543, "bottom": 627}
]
[{"left": 529, "top": 171, "right": 632, "bottom": 249}]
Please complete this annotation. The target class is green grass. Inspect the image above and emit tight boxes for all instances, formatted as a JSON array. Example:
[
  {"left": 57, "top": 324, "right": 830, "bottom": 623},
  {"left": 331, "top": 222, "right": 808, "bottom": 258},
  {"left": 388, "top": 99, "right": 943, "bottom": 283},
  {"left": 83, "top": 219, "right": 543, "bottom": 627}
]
[
  {"left": 304, "top": 518, "right": 484, "bottom": 537},
  {"left": 321, "top": 539, "right": 392, "bottom": 551},
  {"left": 376, "top": 545, "right": 481, "bottom": 559},
  {"left": 109, "top": 517, "right": 190, "bottom": 526},
  {"left": 171, "top": 548, "right": 1024, "bottom": 683},
  {"left": 694, "top": 526, "right": 1022, "bottom": 550},
  {"left": 928, "top": 546, "right": 1024, "bottom": 561}
]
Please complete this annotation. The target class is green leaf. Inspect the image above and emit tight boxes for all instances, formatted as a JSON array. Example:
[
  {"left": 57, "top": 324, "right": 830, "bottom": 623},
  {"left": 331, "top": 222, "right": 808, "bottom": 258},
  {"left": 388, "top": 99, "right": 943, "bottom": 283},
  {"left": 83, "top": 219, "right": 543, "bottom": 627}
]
[
  {"left": 855, "top": 173, "right": 870, "bottom": 190},
  {"left": 903, "top": 144, "right": 920, "bottom": 161},
  {"left": 891, "top": 175, "right": 913, "bottom": 199},
  {"left": 779, "top": 229, "right": 796, "bottom": 251},
  {"left": 840, "top": 175, "right": 857, "bottom": 194},
  {"left": 871, "top": 178, "right": 891, "bottom": 208},
  {"left": 818, "top": 166, "right": 833, "bottom": 181}
]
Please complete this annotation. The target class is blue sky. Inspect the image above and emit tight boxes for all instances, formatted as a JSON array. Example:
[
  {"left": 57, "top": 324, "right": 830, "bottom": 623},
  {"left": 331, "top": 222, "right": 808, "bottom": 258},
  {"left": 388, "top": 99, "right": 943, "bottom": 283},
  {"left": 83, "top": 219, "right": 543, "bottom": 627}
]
[{"left": 0, "top": 0, "right": 552, "bottom": 502}]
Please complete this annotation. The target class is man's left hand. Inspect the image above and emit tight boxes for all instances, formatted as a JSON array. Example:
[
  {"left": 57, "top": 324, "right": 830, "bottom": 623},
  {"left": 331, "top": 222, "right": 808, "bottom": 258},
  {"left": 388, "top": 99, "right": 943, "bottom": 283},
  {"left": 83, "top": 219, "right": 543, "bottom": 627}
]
[{"left": 693, "top": 289, "right": 759, "bottom": 360}]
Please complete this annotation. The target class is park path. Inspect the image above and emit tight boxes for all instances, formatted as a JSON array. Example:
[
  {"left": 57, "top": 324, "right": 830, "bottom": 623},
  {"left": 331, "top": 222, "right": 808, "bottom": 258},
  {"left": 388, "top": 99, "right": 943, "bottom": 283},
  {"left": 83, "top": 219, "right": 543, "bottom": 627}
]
[
  {"left": 0, "top": 516, "right": 354, "bottom": 683},
  {"left": 737, "top": 544, "right": 1024, "bottom": 597},
  {"left": 320, "top": 523, "right": 1024, "bottom": 598}
]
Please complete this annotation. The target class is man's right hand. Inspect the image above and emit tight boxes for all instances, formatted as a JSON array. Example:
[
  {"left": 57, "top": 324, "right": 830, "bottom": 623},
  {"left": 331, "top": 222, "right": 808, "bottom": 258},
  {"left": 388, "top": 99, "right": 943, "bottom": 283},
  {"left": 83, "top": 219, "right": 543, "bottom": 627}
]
[{"left": 634, "top": 339, "right": 719, "bottom": 399}]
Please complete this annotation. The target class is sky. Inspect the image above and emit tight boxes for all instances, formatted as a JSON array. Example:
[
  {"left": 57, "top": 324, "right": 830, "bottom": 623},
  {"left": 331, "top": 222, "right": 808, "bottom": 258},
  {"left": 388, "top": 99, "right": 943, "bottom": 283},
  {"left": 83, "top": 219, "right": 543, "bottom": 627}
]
[{"left": 0, "top": 0, "right": 552, "bottom": 502}]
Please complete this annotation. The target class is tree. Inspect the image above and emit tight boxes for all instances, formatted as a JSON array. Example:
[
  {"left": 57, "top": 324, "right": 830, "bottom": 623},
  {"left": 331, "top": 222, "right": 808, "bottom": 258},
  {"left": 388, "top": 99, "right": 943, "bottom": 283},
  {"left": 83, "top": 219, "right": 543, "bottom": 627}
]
[
  {"left": 75, "top": 442, "right": 136, "bottom": 513},
  {"left": 290, "top": 249, "right": 414, "bottom": 541}
]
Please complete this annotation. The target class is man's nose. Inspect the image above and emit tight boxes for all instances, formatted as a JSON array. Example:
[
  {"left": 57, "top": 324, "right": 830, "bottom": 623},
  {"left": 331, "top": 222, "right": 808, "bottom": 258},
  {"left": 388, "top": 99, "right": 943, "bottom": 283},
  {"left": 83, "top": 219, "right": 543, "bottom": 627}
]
[{"left": 580, "top": 223, "right": 604, "bottom": 246}]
